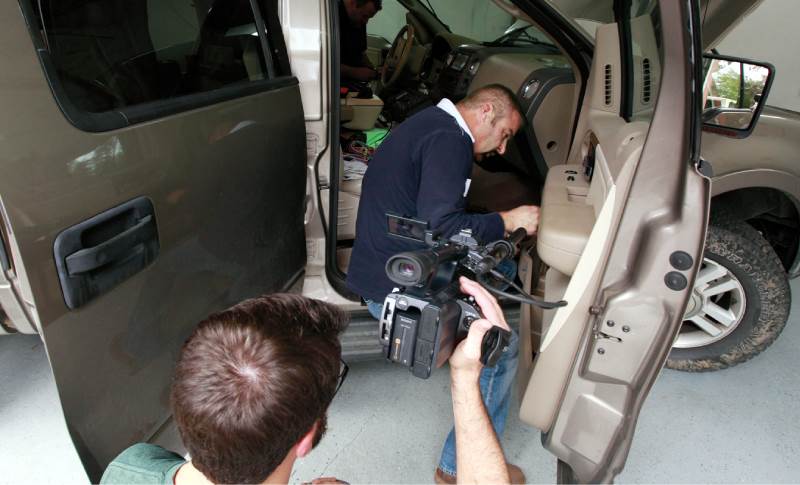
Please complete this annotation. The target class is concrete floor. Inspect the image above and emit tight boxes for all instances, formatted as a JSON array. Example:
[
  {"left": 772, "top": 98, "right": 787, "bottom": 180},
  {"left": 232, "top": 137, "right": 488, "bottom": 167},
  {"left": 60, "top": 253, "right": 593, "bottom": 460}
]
[{"left": 1, "top": 280, "right": 798, "bottom": 484}]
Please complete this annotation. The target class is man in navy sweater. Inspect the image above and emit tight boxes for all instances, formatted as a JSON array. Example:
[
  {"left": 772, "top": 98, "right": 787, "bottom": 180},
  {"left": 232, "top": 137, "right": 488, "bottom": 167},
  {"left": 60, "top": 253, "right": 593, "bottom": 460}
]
[{"left": 346, "top": 84, "right": 538, "bottom": 484}]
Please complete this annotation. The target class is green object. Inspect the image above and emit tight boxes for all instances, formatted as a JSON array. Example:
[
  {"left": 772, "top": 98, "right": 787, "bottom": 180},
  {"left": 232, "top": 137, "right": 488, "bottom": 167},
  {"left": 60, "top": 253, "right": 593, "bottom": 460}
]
[
  {"left": 100, "top": 443, "right": 186, "bottom": 484},
  {"left": 365, "top": 128, "right": 390, "bottom": 148}
]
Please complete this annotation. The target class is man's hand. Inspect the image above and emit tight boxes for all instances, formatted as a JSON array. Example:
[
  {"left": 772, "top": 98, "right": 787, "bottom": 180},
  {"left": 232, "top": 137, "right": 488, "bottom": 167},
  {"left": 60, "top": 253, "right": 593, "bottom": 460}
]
[
  {"left": 449, "top": 277, "right": 511, "bottom": 380},
  {"left": 499, "top": 205, "right": 540, "bottom": 235},
  {"left": 449, "top": 276, "right": 512, "bottom": 484}
]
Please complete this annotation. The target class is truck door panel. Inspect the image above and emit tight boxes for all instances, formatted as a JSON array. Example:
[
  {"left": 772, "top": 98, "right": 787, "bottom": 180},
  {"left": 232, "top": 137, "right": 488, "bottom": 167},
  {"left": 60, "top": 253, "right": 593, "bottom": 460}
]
[
  {"left": 1, "top": 1, "right": 307, "bottom": 480},
  {"left": 516, "top": 1, "right": 708, "bottom": 481}
]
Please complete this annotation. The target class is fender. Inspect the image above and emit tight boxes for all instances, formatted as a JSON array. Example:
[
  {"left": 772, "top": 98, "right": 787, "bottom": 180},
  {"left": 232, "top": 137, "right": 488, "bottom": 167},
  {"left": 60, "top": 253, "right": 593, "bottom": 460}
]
[{"left": 711, "top": 168, "right": 800, "bottom": 277}]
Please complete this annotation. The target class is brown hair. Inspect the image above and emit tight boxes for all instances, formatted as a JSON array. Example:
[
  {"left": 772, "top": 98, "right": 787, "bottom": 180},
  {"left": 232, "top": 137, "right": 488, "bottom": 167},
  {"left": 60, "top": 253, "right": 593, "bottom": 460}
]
[
  {"left": 460, "top": 83, "right": 527, "bottom": 126},
  {"left": 171, "top": 294, "right": 348, "bottom": 484}
]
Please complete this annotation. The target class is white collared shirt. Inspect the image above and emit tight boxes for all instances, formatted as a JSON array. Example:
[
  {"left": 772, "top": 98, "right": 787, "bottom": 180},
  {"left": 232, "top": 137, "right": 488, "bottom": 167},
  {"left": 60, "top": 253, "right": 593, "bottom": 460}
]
[{"left": 436, "top": 98, "right": 475, "bottom": 143}]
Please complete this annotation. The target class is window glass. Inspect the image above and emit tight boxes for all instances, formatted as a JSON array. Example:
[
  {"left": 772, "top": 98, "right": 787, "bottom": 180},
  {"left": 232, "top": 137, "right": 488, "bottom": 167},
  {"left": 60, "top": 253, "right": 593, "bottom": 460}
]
[
  {"left": 424, "top": 0, "right": 516, "bottom": 42},
  {"left": 366, "top": 0, "right": 407, "bottom": 42},
  {"left": 367, "top": 0, "right": 555, "bottom": 48},
  {"left": 32, "top": 0, "right": 270, "bottom": 114}
]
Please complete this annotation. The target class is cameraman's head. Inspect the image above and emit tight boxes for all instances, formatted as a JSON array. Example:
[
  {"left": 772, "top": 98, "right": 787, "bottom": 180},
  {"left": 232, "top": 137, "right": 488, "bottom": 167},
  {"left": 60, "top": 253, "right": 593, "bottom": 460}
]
[
  {"left": 458, "top": 84, "right": 525, "bottom": 158},
  {"left": 170, "top": 294, "right": 348, "bottom": 484}
]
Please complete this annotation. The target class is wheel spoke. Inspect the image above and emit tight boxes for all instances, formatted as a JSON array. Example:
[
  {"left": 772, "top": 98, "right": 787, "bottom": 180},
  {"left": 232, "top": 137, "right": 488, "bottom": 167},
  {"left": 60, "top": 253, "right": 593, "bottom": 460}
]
[
  {"left": 695, "top": 263, "right": 728, "bottom": 287},
  {"left": 701, "top": 278, "right": 739, "bottom": 298},
  {"left": 688, "top": 315, "right": 723, "bottom": 337},
  {"left": 702, "top": 301, "right": 737, "bottom": 327}
]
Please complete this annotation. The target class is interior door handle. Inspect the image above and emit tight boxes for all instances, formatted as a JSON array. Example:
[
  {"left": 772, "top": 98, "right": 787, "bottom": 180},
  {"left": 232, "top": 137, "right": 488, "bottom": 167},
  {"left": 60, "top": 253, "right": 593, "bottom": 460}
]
[{"left": 65, "top": 215, "right": 155, "bottom": 276}]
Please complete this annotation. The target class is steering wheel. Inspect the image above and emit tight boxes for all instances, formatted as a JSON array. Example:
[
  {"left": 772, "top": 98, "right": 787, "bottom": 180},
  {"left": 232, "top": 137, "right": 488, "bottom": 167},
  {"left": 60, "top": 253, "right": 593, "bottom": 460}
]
[{"left": 381, "top": 24, "right": 416, "bottom": 87}]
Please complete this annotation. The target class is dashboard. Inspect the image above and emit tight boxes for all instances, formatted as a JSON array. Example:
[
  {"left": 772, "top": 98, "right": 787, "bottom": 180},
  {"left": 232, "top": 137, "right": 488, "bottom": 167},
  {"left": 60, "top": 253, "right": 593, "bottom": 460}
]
[
  {"left": 416, "top": 34, "right": 578, "bottom": 177},
  {"left": 430, "top": 40, "right": 571, "bottom": 103}
]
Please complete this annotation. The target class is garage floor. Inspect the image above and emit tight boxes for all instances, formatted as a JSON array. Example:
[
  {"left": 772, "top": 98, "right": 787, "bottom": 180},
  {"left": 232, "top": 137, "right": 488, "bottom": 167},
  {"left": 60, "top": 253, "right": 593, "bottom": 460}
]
[{"left": 1, "top": 280, "right": 798, "bottom": 483}]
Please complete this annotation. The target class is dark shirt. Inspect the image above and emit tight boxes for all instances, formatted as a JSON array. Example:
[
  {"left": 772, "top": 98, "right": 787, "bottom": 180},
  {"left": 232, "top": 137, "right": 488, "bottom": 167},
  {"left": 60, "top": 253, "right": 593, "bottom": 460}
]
[
  {"left": 346, "top": 106, "right": 505, "bottom": 302},
  {"left": 339, "top": 1, "right": 367, "bottom": 68}
]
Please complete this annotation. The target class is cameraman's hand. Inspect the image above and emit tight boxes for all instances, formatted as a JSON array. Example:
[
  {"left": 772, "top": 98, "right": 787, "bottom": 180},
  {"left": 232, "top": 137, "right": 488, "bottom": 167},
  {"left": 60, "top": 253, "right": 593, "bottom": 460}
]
[
  {"left": 499, "top": 205, "right": 540, "bottom": 236},
  {"left": 449, "top": 277, "right": 510, "bottom": 379},
  {"left": 449, "top": 278, "right": 513, "bottom": 484}
]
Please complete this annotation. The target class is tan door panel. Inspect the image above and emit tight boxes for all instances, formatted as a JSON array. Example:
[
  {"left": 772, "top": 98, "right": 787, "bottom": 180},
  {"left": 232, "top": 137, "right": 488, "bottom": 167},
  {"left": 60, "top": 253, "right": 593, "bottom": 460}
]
[
  {"left": 517, "top": 2, "right": 708, "bottom": 481},
  {"left": 533, "top": 83, "right": 577, "bottom": 167}
]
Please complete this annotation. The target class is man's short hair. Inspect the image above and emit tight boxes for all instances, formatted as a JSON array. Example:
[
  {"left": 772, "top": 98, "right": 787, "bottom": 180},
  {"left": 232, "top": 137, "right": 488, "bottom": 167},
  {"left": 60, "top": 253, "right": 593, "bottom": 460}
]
[
  {"left": 460, "top": 83, "right": 526, "bottom": 126},
  {"left": 171, "top": 294, "right": 348, "bottom": 484},
  {"left": 356, "top": 0, "right": 382, "bottom": 10}
]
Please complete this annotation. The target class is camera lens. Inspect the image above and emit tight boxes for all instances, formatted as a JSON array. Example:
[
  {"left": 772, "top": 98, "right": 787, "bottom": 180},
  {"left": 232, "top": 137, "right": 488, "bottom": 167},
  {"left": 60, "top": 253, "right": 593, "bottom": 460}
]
[{"left": 398, "top": 262, "right": 416, "bottom": 278}]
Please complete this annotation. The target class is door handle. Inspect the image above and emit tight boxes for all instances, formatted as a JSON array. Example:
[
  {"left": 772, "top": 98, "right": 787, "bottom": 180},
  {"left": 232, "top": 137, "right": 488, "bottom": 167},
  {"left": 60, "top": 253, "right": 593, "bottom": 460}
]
[
  {"left": 65, "top": 215, "right": 155, "bottom": 276},
  {"left": 54, "top": 197, "right": 159, "bottom": 309}
]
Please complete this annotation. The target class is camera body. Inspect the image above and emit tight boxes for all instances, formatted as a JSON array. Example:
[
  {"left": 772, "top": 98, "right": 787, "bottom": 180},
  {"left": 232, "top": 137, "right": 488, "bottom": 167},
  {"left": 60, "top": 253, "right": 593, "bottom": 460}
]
[
  {"left": 378, "top": 215, "right": 513, "bottom": 379},
  {"left": 379, "top": 283, "right": 481, "bottom": 379}
]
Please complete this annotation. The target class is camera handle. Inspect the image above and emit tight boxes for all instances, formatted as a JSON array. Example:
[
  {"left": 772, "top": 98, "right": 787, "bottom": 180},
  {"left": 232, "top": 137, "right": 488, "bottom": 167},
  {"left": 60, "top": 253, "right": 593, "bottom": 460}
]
[
  {"left": 461, "top": 312, "right": 511, "bottom": 367},
  {"left": 480, "top": 325, "right": 511, "bottom": 366}
]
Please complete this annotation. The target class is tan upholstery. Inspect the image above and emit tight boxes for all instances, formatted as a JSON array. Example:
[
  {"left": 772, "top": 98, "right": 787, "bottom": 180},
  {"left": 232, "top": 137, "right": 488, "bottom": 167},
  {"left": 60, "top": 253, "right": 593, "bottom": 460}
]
[
  {"left": 338, "top": 149, "right": 365, "bottom": 239},
  {"left": 536, "top": 165, "right": 594, "bottom": 276},
  {"left": 341, "top": 93, "right": 383, "bottom": 131}
]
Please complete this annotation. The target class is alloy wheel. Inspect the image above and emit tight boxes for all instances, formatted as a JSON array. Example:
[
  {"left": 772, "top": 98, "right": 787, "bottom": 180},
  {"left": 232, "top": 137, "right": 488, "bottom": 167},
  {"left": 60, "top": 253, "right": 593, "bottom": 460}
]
[{"left": 676, "top": 257, "right": 746, "bottom": 349}]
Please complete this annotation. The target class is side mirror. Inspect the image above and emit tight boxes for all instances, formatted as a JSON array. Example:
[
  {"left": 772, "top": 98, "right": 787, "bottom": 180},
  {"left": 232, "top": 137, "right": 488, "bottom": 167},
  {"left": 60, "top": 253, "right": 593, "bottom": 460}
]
[{"left": 702, "top": 53, "right": 775, "bottom": 138}]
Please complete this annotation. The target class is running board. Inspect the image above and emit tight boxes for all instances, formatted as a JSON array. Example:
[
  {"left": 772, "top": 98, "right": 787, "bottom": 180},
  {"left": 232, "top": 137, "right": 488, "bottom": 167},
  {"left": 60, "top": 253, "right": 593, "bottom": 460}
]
[{"left": 341, "top": 311, "right": 384, "bottom": 361}]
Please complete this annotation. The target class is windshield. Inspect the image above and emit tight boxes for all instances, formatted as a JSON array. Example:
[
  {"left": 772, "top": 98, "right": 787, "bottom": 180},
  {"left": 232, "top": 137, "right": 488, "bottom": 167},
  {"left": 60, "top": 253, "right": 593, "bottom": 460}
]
[
  {"left": 541, "top": 0, "right": 614, "bottom": 42},
  {"left": 420, "top": 0, "right": 524, "bottom": 42},
  {"left": 368, "top": 1, "right": 559, "bottom": 47},
  {"left": 486, "top": 23, "right": 557, "bottom": 48}
]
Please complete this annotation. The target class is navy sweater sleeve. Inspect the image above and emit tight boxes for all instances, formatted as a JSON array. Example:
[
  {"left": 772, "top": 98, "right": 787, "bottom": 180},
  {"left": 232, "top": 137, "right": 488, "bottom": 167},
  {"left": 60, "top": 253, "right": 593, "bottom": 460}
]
[{"left": 415, "top": 130, "right": 505, "bottom": 243}]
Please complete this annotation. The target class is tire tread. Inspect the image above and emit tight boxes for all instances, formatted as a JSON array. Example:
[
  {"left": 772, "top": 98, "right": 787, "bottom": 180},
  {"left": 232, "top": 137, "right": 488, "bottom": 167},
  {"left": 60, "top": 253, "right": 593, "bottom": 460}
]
[{"left": 667, "top": 222, "right": 791, "bottom": 372}]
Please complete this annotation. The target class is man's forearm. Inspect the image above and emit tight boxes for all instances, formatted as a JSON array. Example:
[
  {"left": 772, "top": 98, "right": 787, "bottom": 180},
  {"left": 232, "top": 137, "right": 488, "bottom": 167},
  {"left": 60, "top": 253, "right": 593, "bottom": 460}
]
[
  {"left": 341, "top": 63, "right": 376, "bottom": 82},
  {"left": 451, "top": 371, "right": 509, "bottom": 484},
  {"left": 361, "top": 52, "right": 375, "bottom": 70},
  {"left": 341, "top": 64, "right": 360, "bottom": 78}
]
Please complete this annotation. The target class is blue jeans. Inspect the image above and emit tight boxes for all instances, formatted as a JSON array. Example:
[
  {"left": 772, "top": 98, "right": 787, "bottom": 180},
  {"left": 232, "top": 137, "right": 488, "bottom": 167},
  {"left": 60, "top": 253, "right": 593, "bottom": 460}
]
[
  {"left": 366, "top": 299, "right": 384, "bottom": 321},
  {"left": 365, "top": 299, "right": 519, "bottom": 478}
]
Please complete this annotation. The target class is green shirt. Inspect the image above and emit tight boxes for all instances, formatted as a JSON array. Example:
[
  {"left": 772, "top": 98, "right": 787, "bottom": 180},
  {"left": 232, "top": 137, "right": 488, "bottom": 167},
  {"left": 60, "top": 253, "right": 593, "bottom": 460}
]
[{"left": 101, "top": 443, "right": 186, "bottom": 484}]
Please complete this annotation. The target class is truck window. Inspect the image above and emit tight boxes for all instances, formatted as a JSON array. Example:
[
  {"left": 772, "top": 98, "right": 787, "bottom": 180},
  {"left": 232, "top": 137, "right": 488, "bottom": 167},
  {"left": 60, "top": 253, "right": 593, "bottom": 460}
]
[{"left": 22, "top": 0, "right": 288, "bottom": 131}]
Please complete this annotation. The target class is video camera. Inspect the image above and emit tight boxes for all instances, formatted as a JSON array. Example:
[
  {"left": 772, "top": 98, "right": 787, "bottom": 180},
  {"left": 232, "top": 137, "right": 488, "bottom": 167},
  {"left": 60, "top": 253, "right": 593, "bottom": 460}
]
[{"left": 378, "top": 214, "right": 565, "bottom": 379}]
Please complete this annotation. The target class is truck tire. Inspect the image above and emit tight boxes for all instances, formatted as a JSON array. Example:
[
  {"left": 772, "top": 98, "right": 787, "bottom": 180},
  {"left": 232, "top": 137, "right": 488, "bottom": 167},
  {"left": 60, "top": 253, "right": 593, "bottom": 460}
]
[{"left": 667, "top": 222, "right": 791, "bottom": 371}]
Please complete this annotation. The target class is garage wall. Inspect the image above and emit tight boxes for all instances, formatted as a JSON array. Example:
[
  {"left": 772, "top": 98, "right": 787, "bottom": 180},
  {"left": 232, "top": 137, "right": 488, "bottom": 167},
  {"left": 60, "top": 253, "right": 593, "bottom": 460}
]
[{"left": 716, "top": 0, "right": 800, "bottom": 112}]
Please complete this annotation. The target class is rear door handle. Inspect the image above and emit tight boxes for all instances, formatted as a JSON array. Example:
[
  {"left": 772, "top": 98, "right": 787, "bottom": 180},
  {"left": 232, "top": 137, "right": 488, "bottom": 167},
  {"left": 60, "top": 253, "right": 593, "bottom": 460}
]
[
  {"left": 65, "top": 215, "right": 155, "bottom": 276},
  {"left": 54, "top": 197, "right": 159, "bottom": 309}
]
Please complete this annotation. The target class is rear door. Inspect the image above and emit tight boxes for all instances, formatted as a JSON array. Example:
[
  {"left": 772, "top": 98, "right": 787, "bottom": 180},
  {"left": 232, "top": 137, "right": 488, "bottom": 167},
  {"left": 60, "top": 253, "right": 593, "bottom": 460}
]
[
  {"left": 0, "top": 0, "right": 306, "bottom": 480},
  {"left": 515, "top": 0, "right": 708, "bottom": 481}
]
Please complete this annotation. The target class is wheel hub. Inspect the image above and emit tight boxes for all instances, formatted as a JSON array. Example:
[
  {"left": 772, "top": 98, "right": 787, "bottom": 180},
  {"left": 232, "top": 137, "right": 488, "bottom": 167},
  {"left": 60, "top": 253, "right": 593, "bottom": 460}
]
[
  {"left": 675, "top": 258, "right": 746, "bottom": 349},
  {"left": 683, "top": 290, "right": 703, "bottom": 319}
]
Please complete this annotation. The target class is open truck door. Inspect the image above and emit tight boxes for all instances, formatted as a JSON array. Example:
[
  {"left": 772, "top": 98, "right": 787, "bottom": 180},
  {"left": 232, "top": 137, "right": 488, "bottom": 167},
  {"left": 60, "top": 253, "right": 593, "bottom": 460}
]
[{"left": 515, "top": 0, "right": 709, "bottom": 481}]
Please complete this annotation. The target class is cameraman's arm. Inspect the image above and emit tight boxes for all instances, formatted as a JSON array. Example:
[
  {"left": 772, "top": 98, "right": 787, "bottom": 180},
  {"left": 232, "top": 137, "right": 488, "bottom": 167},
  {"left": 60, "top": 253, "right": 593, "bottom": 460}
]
[{"left": 449, "top": 277, "right": 510, "bottom": 484}]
